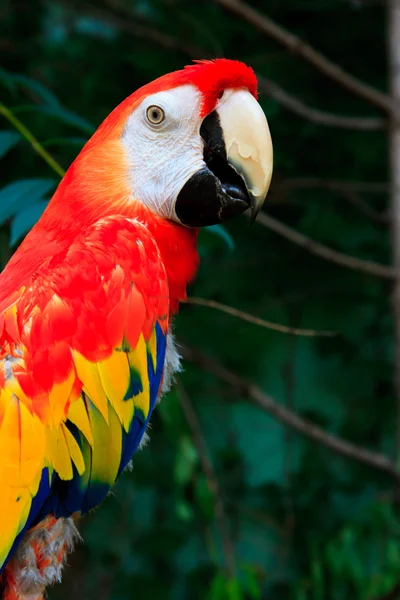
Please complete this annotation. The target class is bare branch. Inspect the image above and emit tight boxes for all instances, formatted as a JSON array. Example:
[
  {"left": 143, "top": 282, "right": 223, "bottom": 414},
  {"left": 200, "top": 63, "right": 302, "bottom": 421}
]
[
  {"left": 258, "top": 76, "right": 386, "bottom": 131},
  {"left": 61, "top": 0, "right": 385, "bottom": 131},
  {"left": 215, "top": 0, "right": 393, "bottom": 114},
  {"left": 181, "top": 345, "right": 398, "bottom": 478},
  {"left": 276, "top": 178, "right": 389, "bottom": 195},
  {"left": 273, "top": 178, "right": 389, "bottom": 223},
  {"left": 177, "top": 381, "right": 235, "bottom": 577},
  {"left": 186, "top": 297, "right": 337, "bottom": 337},
  {"left": 256, "top": 212, "right": 395, "bottom": 279},
  {"left": 272, "top": 178, "right": 390, "bottom": 224},
  {"left": 61, "top": 0, "right": 205, "bottom": 58},
  {"left": 338, "top": 189, "right": 390, "bottom": 225}
]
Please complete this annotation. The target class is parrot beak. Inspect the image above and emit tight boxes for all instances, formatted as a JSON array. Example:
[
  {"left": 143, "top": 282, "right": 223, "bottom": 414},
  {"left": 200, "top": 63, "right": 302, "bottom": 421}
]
[
  {"left": 175, "top": 89, "right": 273, "bottom": 227},
  {"left": 217, "top": 89, "right": 273, "bottom": 224}
]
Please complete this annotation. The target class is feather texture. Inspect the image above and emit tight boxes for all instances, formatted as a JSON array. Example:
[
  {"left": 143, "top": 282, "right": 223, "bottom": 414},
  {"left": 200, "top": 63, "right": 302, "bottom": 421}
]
[
  {"left": 0, "top": 59, "right": 259, "bottom": 595},
  {"left": 0, "top": 215, "right": 169, "bottom": 571}
]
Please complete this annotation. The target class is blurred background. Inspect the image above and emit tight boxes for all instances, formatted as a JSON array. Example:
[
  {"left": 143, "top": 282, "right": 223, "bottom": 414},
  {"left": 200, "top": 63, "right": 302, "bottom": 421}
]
[{"left": 0, "top": 0, "right": 399, "bottom": 598}]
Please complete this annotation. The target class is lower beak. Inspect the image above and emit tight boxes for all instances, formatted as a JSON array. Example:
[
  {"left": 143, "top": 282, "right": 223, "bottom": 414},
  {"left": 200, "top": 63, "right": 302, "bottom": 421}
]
[
  {"left": 175, "top": 89, "right": 273, "bottom": 227},
  {"left": 218, "top": 88, "right": 273, "bottom": 223}
]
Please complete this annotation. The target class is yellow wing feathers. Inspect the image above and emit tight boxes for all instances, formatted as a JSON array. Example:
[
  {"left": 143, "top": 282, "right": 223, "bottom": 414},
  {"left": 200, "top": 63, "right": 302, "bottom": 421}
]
[{"left": 0, "top": 215, "right": 169, "bottom": 569}]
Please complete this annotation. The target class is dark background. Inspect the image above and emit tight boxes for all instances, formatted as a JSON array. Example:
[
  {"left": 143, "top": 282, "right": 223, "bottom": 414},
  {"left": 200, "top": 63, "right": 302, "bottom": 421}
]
[{"left": 0, "top": 1, "right": 398, "bottom": 598}]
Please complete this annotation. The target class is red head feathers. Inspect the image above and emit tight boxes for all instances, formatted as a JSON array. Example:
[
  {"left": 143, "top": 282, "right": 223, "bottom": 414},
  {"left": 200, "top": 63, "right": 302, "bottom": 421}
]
[
  {"left": 89, "top": 58, "right": 258, "bottom": 142},
  {"left": 157, "top": 59, "right": 258, "bottom": 116}
]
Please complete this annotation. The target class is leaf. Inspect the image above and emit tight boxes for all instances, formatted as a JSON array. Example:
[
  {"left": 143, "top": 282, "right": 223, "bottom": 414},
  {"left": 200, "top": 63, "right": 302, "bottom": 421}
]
[
  {"left": 35, "top": 105, "right": 95, "bottom": 134},
  {"left": 0, "top": 67, "right": 16, "bottom": 95},
  {"left": 175, "top": 499, "right": 194, "bottom": 522},
  {"left": 207, "top": 573, "right": 227, "bottom": 600},
  {"left": 310, "top": 558, "right": 324, "bottom": 600},
  {"left": 293, "top": 586, "right": 308, "bottom": 600},
  {"left": 41, "top": 136, "right": 88, "bottom": 148},
  {"left": 12, "top": 104, "right": 95, "bottom": 135},
  {"left": 242, "top": 566, "right": 262, "bottom": 600},
  {"left": 11, "top": 74, "right": 60, "bottom": 107},
  {"left": 385, "top": 539, "right": 400, "bottom": 571},
  {"left": 195, "top": 474, "right": 214, "bottom": 520},
  {"left": 0, "top": 131, "right": 21, "bottom": 159},
  {"left": 225, "top": 579, "right": 244, "bottom": 600},
  {"left": 174, "top": 435, "right": 198, "bottom": 485},
  {"left": 10, "top": 200, "right": 49, "bottom": 245},
  {"left": 74, "top": 16, "right": 117, "bottom": 40},
  {"left": 205, "top": 224, "right": 235, "bottom": 251},
  {"left": 0, "top": 179, "right": 55, "bottom": 225}
]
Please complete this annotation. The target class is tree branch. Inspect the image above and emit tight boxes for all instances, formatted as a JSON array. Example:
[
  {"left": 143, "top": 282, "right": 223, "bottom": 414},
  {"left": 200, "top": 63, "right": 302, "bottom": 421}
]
[
  {"left": 338, "top": 189, "right": 390, "bottom": 225},
  {"left": 273, "top": 178, "right": 390, "bottom": 224},
  {"left": 65, "top": 0, "right": 205, "bottom": 58},
  {"left": 256, "top": 212, "right": 395, "bottom": 279},
  {"left": 177, "top": 380, "right": 235, "bottom": 577},
  {"left": 60, "top": 0, "right": 385, "bottom": 131},
  {"left": 272, "top": 177, "right": 390, "bottom": 226},
  {"left": 186, "top": 297, "right": 336, "bottom": 337},
  {"left": 276, "top": 178, "right": 389, "bottom": 195},
  {"left": 180, "top": 345, "right": 398, "bottom": 478},
  {"left": 215, "top": 0, "right": 393, "bottom": 114},
  {"left": 258, "top": 75, "right": 386, "bottom": 131}
]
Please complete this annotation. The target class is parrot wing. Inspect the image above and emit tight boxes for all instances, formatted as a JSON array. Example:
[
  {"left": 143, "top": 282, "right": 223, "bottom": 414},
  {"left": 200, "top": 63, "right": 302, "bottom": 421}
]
[{"left": 0, "top": 215, "right": 169, "bottom": 570}]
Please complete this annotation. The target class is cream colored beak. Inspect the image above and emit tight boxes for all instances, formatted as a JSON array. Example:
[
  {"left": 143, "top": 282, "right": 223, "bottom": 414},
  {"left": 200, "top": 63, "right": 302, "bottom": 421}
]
[{"left": 217, "top": 88, "right": 273, "bottom": 221}]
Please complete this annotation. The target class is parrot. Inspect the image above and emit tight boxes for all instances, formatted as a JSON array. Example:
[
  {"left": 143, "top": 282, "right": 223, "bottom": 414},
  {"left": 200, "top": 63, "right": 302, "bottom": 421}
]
[{"left": 0, "top": 58, "right": 273, "bottom": 600}]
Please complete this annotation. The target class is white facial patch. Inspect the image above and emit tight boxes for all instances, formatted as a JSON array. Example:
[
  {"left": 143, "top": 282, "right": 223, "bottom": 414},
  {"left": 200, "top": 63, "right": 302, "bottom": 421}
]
[{"left": 122, "top": 85, "right": 205, "bottom": 220}]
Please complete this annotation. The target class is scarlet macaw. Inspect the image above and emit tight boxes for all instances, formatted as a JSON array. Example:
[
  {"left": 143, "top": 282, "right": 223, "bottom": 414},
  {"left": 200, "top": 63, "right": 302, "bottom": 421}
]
[{"left": 0, "top": 59, "right": 273, "bottom": 600}]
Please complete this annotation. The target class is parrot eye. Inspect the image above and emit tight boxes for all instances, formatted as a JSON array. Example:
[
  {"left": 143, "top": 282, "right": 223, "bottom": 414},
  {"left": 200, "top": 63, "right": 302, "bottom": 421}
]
[{"left": 146, "top": 105, "right": 165, "bottom": 125}]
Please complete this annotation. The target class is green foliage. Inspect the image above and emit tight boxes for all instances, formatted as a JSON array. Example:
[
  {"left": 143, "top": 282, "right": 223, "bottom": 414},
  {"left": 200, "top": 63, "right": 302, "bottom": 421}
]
[
  {"left": 0, "top": 1, "right": 396, "bottom": 599},
  {"left": 10, "top": 199, "right": 49, "bottom": 245},
  {"left": 0, "top": 179, "right": 55, "bottom": 240},
  {"left": 0, "top": 179, "right": 54, "bottom": 220},
  {"left": 205, "top": 225, "right": 235, "bottom": 252},
  {"left": 0, "top": 131, "right": 21, "bottom": 159}
]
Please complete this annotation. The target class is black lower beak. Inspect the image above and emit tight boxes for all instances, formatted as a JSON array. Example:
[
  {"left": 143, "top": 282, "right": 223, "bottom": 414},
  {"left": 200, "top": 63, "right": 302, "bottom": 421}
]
[
  {"left": 175, "top": 167, "right": 250, "bottom": 227},
  {"left": 175, "top": 111, "right": 251, "bottom": 227}
]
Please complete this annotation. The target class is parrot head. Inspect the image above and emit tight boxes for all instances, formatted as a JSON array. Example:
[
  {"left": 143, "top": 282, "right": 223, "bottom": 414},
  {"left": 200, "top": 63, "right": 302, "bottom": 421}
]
[
  {"left": 0, "top": 60, "right": 274, "bottom": 311},
  {"left": 65, "top": 58, "right": 273, "bottom": 230}
]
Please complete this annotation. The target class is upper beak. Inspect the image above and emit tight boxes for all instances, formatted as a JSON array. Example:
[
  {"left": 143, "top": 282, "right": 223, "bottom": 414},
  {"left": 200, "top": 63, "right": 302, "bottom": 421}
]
[{"left": 217, "top": 88, "right": 273, "bottom": 222}]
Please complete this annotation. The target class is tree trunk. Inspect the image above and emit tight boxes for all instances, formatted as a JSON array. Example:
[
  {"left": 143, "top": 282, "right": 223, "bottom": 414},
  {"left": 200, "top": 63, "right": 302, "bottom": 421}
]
[{"left": 389, "top": 0, "right": 400, "bottom": 463}]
